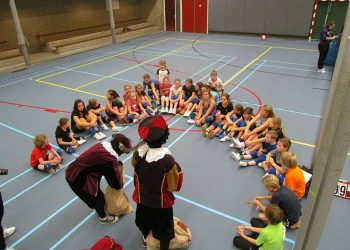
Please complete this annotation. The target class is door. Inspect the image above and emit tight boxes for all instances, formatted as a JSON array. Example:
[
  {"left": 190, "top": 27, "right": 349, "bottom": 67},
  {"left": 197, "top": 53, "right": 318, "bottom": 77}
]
[
  {"left": 165, "top": 0, "right": 176, "bottom": 31},
  {"left": 181, "top": 0, "right": 208, "bottom": 33}
]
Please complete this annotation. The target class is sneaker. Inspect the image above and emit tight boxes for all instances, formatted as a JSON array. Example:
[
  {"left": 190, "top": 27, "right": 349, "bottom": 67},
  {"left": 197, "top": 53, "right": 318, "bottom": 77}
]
[
  {"left": 201, "top": 126, "right": 208, "bottom": 137},
  {"left": 133, "top": 119, "right": 139, "bottom": 124},
  {"left": 48, "top": 168, "right": 56, "bottom": 175},
  {"left": 99, "top": 215, "right": 119, "bottom": 224},
  {"left": 56, "top": 164, "right": 64, "bottom": 170},
  {"left": 164, "top": 107, "right": 169, "bottom": 113},
  {"left": 231, "top": 151, "right": 242, "bottom": 161},
  {"left": 208, "top": 130, "right": 215, "bottom": 139},
  {"left": 236, "top": 141, "right": 245, "bottom": 149},
  {"left": 183, "top": 110, "right": 190, "bottom": 117},
  {"left": 231, "top": 138, "right": 240, "bottom": 146},
  {"left": 112, "top": 126, "right": 123, "bottom": 132},
  {"left": 187, "top": 119, "right": 195, "bottom": 124},
  {"left": 257, "top": 162, "right": 263, "bottom": 168},
  {"left": 3, "top": 227, "right": 16, "bottom": 238},
  {"left": 77, "top": 139, "right": 87, "bottom": 145},
  {"left": 101, "top": 124, "right": 109, "bottom": 131},
  {"left": 93, "top": 133, "right": 102, "bottom": 140},
  {"left": 172, "top": 108, "right": 177, "bottom": 114},
  {"left": 239, "top": 161, "right": 248, "bottom": 167},
  {"left": 229, "top": 143, "right": 235, "bottom": 148},
  {"left": 97, "top": 132, "right": 106, "bottom": 139},
  {"left": 160, "top": 107, "right": 165, "bottom": 113},
  {"left": 317, "top": 68, "right": 326, "bottom": 73},
  {"left": 168, "top": 108, "right": 173, "bottom": 114}
]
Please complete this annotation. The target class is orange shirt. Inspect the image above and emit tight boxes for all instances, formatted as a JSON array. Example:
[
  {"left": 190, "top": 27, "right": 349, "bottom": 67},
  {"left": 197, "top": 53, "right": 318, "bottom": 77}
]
[
  {"left": 30, "top": 144, "right": 52, "bottom": 167},
  {"left": 284, "top": 166, "right": 306, "bottom": 200}
]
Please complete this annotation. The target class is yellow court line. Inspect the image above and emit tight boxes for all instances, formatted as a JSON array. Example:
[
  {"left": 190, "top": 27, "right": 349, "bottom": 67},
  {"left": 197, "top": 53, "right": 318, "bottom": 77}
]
[
  {"left": 35, "top": 79, "right": 105, "bottom": 98},
  {"left": 170, "top": 38, "right": 317, "bottom": 52},
  {"left": 75, "top": 43, "right": 193, "bottom": 90},
  {"left": 223, "top": 47, "right": 272, "bottom": 86},
  {"left": 291, "top": 140, "right": 350, "bottom": 156},
  {"left": 36, "top": 38, "right": 171, "bottom": 81}
]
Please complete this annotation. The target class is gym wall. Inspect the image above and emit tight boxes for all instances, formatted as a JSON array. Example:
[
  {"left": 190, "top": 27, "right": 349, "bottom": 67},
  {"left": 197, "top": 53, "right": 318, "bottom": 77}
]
[
  {"left": 208, "top": 0, "right": 315, "bottom": 37},
  {"left": 0, "top": 0, "right": 162, "bottom": 53}
]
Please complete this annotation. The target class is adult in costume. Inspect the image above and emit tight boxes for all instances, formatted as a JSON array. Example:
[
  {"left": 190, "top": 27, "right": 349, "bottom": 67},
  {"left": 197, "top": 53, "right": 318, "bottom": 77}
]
[{"left": 132, "top": 115, "right": 183, "bottom": 249}]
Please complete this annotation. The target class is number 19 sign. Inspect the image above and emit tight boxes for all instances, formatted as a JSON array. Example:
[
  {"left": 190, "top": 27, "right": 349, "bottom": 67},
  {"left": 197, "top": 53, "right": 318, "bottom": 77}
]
[{"left": 334, "top": 179, "right": 350, "bottom": 199}]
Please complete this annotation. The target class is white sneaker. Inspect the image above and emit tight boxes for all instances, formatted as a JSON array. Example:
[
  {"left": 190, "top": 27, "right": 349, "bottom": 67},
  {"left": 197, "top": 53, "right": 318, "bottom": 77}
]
[
  {"left": 229, "top": 143, "right": 235, "bottom": 148},
  {"left": 101, "top": 124, "right": 109, "bottom": 131},
  {"left": 77, "top": 139, "right": 87, "bottom": 145},
  {"left": 239, "top": 161, "right": 248, "bottom": 167},
  {"left": 4, "top": 226, "right": 16, "bottom": 238},
  {"left": 183, "top": 110, "right": 190, "bottom": 117},
  {"left": 231, "top": 151, "right": 242, "bottom": 161},
  {"left": 97, "top": 132, "right": 106, "bottom": 139},
  {"left": 164, "top": 107, "right": 169, "bottom": 113},
  {"left": 93, "top": 133, "right": 102, "bottom": 140},
  {"left": 257, "top": 162, "right": 263, "bottom": 168},
  {"left": 133, "top": 119, "right": 139, "bottom": 124},
  {"left": 231, "top": 138, "right": 240, "bottom": 146},
  {"left": 220, "top": 135, "right": 230, "bottom": 142},
  {"left": 168, "top": 108, "right": 173, "bottom": 114},
  {"left": 172, "top": 108, "right": 176, "bottom": 114},
  {"left": 160, "top": 107, "right": 165, "bottom": 113},
  {"left": 112, "top": 126, "right": 123, "bottom": 132},
  {"left": 317, "top": 68, "right": 326, "bottom": 73},
  {"left": 236, "top": 141, "right": 245, "bottom": 149},
  {"left": 187, "top": 119, "right": 195, "bottom": 124}
]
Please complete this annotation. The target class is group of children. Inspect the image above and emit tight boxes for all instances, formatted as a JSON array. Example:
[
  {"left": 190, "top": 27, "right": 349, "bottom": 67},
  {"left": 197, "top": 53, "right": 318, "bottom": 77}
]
[{"left": 28, "top": 59, "right": 307, "bottom": 249}]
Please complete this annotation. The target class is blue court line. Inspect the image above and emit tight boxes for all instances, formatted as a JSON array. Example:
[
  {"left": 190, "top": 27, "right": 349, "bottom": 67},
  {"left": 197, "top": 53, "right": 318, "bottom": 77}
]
[
  {"left": 173, "top": 194, "right": 295, "bottom": 245},
  {"left": 0, "top": 44, "right": 137, "bottom": 87},
  {"left": 259, "top": 59, "right": 315, "bottom": 67},
  {"left": 196, "top": 57, "right": 237, "bottom": 82},
  {"left": 231, "top": 99, "right": 323, "bottom": 118},
  {"left": 254, "top": 63, "right": 322, "bottom": 73},
  {"left": 228, "top": 61, "right": 266, "bottom": 95}
]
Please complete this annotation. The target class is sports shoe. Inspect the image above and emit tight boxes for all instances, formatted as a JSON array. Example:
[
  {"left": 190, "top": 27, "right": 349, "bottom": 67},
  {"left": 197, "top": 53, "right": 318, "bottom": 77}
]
[
  {"left": 187, "top": 119, "right": 195, "bottom": 124},
  {"left": 3, "top": 226, "right": 16, "bottom": 238},
  {"left": 172, "top": 108, "right": 176, "bottom": 114},
  {"left": 168, "top": 108, "right": 173, "bottom": 114},
  {"left": 229, "top": 142, "right": 235, "bottom": 148},
  {"left": 48, "top": 168, "right": 56, "bottom": 175},
  {"left": 231, "top": 138, "right": 240, "bottom": 146},
  {"left": 257, "top": 162, "right": 263, "bottom": 168},
  {"left": 56, "top": 164, "right": 64, "bottom": 170},
  {"left": 133, "top": 119, "right": 139, "bottom": 124},
  {"left": 112, "top": 126, "right": 123, "bottom": 132},
  {"left": 97, "top": 132, "right": 106, "bottom": 139},
  {"left": 160, "top": 107, "right": 165, "bottom": 113},
  {"left": 236, "top": 141, "right": 245, "bottom": 149},
  {"left": 239, "top": 161, "right": 248, "bottom": 167},
  {"left": 183, "top": 110, "right": 190, "bottom": 117},
  {"left": 142, "top": 236, "right": 147, "bottom": 248},
  {"left": 99, "top": 215, "right": 119, "bottom": 224},
  {"left": 231, "top": 151, "right": 242, "bottom": 161},
  {"left": 208, "top": 130, "right": 215, "bottom": 139},
  {"left": 93, "top": 133, "right": 103, "bottom": 140},
  {"left": 164, "top": 107, "right": 169, "bottom": 113},
  {"left": 101, "top": 124, "right": 109, "bottom": 131},
  {"left": 77, "top": 139, "right": 87, "bottom": 145},
  {"left": 317, "top": 68, "right": 326, "bottom": 73},
  {"left": 201, "top": 126, "right": 208, "bottom": 137}
]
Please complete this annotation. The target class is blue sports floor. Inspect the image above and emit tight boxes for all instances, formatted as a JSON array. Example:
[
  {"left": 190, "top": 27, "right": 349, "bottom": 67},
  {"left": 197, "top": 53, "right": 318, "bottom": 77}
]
[{"left": 0, "top": 31, "right": 349, "bottom": 249}]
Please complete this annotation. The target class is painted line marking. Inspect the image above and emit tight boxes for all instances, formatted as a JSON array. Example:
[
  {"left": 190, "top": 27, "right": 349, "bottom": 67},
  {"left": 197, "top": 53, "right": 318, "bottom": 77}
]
[
  {"left": 75, "top": 43, "right": 193, "bottom": 90},
  {"left": 36, "top": 38, "right": 171, "bottom": 81},
  {"left": 223, "top": 47, "right": 272, "bottom": 87},
  {"left": 170, "top": 38, "right": 317, "bottom": 51}
]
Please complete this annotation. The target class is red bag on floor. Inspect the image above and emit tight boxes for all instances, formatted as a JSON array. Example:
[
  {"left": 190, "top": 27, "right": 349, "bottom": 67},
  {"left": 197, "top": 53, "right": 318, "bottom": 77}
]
[{"left": 90, "top": 236, "right": 122, "bottom": 250}]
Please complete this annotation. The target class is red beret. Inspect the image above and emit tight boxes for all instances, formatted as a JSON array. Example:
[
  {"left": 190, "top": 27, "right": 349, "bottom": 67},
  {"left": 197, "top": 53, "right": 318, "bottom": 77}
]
[{"left": 138, "top": 115, "right": 168, "bottom": 142}]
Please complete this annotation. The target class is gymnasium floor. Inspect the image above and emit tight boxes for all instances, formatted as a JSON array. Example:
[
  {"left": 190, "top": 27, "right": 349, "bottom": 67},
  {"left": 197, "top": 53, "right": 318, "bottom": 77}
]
[{"left": 0, "top": 31, "right": 349, "bottom": 250}]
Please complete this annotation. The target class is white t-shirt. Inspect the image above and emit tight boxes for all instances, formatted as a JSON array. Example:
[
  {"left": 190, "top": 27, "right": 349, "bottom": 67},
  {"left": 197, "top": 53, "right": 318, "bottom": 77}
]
[
  {"left": 208, "top": 77, "right": 223, "bottom": 91},
  {"left": 157, "top": 69, "right": 170, "bottom": 83},
  {"left": 170, "top": 85, "right": 182, "bottom": 96}
]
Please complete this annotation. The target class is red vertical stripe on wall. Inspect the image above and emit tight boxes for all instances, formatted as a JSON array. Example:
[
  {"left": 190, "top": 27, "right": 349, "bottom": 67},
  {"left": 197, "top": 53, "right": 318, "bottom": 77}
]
[
  {"left": 182, "top": 0, "right": 195, "bottom": 32},
  {"left": 195, "top": 0, "right": 207, "bottom": 33}
]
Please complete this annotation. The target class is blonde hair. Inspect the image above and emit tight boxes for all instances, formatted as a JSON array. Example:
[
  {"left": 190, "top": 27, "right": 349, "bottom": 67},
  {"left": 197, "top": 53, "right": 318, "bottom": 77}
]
[
  {"left": 262, "top": 174, "right": 280, "bottom": 189},
  {"left": 124, "top": 84, "right": 131, "bottom": 91},
  {"left": 272, "top": 117, "right": 282, "bottom": 128},
  {"left": 88, "top": 99, "right": 98, "bottom": 107},
  {"left": 33, "top": 133, "right": 47, "bottom": 148},
  {"left": 281, "top": 151, "right": 298, "bottom": 168},
  {"left": 263, "top": 104, "right": 275, "bottom": 118},
  {"left": 266, "top": 129, "right": 278, "bottom": 140}
]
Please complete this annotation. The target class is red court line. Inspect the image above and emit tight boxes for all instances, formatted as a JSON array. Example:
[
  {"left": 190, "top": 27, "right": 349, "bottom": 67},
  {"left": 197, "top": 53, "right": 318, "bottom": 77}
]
[{"left": 0, "top": 100, "right": 70, "bottom": 114}]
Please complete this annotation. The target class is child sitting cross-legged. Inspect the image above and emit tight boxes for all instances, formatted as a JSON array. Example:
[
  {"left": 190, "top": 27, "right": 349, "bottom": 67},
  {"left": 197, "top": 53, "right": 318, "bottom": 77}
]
[
  {"left": 30, "top": 133, "right": 64, "bottom": 175},
  {"left": 232, "top": 130, "right": 278, "bottom": 167},
  {"left": 233, "top": 204, "right": 285, "bottom": 250}
]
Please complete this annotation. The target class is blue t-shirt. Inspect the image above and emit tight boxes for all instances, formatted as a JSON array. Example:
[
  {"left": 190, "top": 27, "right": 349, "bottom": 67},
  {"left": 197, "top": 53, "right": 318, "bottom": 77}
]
[
  {"left": 319, "top": 28, "right": 333, "bottom": 46},
  {"left": 143, "top": 79, "right": 160, "bottom": 91},
  {"left": 262, "top": 141, "right": 277, "bottom": 154}
]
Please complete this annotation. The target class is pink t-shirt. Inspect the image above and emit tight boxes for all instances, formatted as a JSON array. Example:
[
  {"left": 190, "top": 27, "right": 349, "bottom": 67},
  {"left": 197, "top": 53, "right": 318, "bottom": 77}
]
[{"left": 126, "top": 99, "right": 141, "bottom": 112}]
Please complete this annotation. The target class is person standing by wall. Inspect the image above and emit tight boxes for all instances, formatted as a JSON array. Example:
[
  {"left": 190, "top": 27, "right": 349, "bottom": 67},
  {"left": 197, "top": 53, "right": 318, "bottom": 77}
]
[{"left": 317, "top": 21, "right": 339, "bottom": 73}]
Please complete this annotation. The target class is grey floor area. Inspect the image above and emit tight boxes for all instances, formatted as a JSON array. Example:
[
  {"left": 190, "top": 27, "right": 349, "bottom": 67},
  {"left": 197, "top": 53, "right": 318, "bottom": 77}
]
[{"left": 0, "top": 31, "right": 349, "bottom": 250}]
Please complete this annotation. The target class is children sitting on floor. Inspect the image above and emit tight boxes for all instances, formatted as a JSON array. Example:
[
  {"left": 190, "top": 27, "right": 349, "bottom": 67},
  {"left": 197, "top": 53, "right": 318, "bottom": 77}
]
[
  {"left": 231, "top": 130, "right": 278, "bottom": 167},
  {"left": 55, "top": 117, "right": 86, "bottom": 154},
  {"left": 135, "top": 84, "right": 155, "bottom": 116},
  {"left": 30, "top": 133, "right": 63, "bottom": 175},
  {"left": 169, "top": 78, "right": 183, "bottom": 114},
  {"left": 187, "top": 88, "right": 216, "bottom": 126},
  {"left": 207, "top": 70, "right": 224, "bottom": 96},
  {"left": 160, "top": 76, "right": 172, "bottom": 113},
  {"left": 233, "top": 204, "right": 285, "bottom": 250},
  {"left": 105, "top": 89, "right": 126, "bottom": 129},
  {"left": 143, "top": 73, "right": 160, "bottom": 105},
  {"left": 126, "top": 90, "right": 148, "bottom": 123}
]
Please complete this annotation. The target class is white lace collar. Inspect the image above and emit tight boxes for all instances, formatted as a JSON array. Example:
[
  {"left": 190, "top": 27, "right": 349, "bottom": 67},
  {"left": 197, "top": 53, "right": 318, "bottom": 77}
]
[
  {"left": 102, "top": 141, "right": 119, "bottom": 160},
  {"left": 137, "top": 144, "right": 170, "bottom": 163}
]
